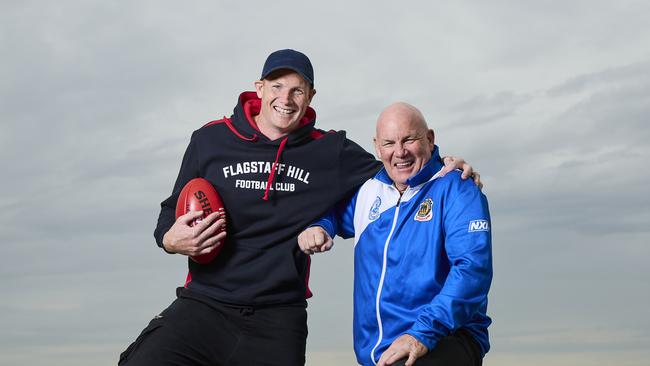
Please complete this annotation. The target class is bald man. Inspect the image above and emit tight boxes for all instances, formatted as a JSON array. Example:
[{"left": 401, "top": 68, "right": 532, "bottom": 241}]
[{"left": 298, "top": 103, "right": 492, "bottom": 366}]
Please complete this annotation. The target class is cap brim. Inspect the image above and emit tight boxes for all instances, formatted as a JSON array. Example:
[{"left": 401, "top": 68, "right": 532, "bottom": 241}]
[{"left": 262, "top": 66, "right": 313, "bottom": 85}]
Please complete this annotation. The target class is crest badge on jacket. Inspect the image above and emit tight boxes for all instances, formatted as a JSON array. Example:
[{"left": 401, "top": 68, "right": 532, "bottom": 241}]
[{"left": 414, "top": 198, "right": 433, "bottom": 222}]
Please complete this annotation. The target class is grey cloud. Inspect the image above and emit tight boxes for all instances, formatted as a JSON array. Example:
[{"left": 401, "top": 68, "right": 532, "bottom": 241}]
[
  {"left": 548, "top": 61, "right": 650, "bottom": 96},
  {"left": 449, "top": 91, "right": 535, "bottom": 127}
]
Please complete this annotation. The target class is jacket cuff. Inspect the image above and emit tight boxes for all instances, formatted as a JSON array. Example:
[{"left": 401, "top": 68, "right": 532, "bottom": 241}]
[
  {"left": 405, "top": 330, "right": 437, "bottom": 352},
  {"left": 309, "top": 219, "right": 336, "bottom": 239}
]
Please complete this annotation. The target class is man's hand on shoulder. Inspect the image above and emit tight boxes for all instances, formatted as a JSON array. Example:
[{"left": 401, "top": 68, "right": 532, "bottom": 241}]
[
  {"left": 162, "top": 211, "right": 226, "bottom": 257},
  {"left": 441, "top": 155, "right": 483, "bottom": 190},
  {"left": 297, "top": 226, "right": 333, "bottom": 255},
  {"left": 377, "top": 334, "right": 428, "bottom": 366}
]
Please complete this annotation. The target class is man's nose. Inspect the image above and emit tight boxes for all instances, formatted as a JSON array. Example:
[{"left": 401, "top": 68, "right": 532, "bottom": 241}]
[
  {"left": 277, "top": 89, "right": 291, "bottom": 103},
  {"left": 394, "top": 144, "right": 407, "bottom": 157}
]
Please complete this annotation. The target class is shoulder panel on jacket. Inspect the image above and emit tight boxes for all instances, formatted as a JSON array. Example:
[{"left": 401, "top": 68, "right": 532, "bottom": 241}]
[{"left": 352, "top": 179, "right": 397, "bottom": 245}]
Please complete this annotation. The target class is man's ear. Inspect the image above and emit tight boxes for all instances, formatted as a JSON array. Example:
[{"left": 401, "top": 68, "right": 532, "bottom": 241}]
[
  {"left": 254, "top": 80, "right": 264, "bottom": 98},
  {"left": 308, "top": 88, "right": 317, "bottom": 103},
  {"left": 427, "top": 129, "right": 435, "bottom": 150},
  {"left": 373, "top": 137, "right": 381, "bottom": 158}
]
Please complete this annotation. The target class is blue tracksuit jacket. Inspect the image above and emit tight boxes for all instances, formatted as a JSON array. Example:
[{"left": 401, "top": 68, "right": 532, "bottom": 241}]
[{"left": 315, "top": 147, "right": 492, "bottom": 365}]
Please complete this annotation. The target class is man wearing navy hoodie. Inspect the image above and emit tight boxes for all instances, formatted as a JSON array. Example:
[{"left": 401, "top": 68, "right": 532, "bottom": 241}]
[{"left": 119, "top": 50, "right": 478, "bottom": 366}]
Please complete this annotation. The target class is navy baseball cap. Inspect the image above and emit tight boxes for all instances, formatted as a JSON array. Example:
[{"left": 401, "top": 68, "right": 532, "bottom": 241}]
[{"left": 261, "top": 49, "right": 314, "bottom": 86}]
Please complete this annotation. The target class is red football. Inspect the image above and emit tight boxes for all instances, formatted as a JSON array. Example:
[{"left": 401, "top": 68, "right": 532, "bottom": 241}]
[{"left": 176, "top": 178, "right": 226, "bottom": 264}]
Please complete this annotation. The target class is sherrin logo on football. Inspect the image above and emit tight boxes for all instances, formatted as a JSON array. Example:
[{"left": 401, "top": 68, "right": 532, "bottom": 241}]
[
  {"left": 468, "top": 219, "right": 490, "bottom": 232},
  {"left": 414, "top": 198, "right": 433, "bottom": 222},
  {"left": 192, "top": 190, "right": 214, "bottom": 216}
]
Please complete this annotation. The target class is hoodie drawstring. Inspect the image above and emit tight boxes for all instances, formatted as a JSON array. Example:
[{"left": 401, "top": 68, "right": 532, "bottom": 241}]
[
  {"left": 215, "top": 116, "right": 287, "bottom": 202},
  {"left": 223, "top": 116, "right": 258, "bottom": 142},
  {"left": 263, "top": 136, "right": 288, "bottom": 201}
]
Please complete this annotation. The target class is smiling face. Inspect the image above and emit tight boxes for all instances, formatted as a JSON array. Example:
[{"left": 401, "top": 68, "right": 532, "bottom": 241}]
[
  {"left": 254, "top": 70, "right": 316, "bottom": 140},
  {"left": 374, "top": 103, "right": 435, "bottom": 192}
]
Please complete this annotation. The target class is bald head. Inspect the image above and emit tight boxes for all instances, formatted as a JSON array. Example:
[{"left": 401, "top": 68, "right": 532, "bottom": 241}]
[
  {"left": 374, "top": 102, "right": 435, "bottom": 191},
  {"left": 376, "top": 102, "right": 428, "bottom": 136}
]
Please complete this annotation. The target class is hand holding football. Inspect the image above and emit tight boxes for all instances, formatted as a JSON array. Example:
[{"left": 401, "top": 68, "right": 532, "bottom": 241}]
[{"left": 162, "top": 178, "right": 227, "bottom": 263}]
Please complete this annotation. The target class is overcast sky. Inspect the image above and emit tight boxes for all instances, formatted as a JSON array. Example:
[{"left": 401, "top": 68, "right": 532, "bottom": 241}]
[{"left": 2, "top": 1, "right": 649, "bottom": 365}]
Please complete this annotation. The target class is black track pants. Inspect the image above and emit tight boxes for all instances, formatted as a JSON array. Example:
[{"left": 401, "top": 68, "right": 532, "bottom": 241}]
[
  {"left": 118, "top": 292, "right": 308, "bottom": 366},
  {"left": 390, "top": 329, "right": 483, "bottom": 366}
]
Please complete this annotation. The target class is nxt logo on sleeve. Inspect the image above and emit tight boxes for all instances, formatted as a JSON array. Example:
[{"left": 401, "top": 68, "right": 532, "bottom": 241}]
[
  {"left": 414, "top": 198, "right": 433, "bottom": 222},
  {"left": 468, "top": 220, "right": 490, "bottom": 232}
]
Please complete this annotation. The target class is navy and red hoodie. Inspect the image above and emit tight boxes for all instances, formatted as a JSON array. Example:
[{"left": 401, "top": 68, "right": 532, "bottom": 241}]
[{"left": 154, "top": 92, "right": 381, "bottom": 306}]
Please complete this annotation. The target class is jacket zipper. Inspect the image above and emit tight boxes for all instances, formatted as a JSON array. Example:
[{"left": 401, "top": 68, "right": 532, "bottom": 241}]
[{"left": 370, "top": 191, "right": 403, "bottom": 365}]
